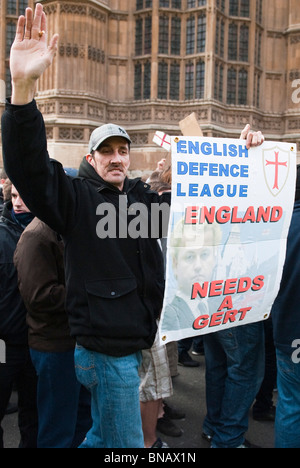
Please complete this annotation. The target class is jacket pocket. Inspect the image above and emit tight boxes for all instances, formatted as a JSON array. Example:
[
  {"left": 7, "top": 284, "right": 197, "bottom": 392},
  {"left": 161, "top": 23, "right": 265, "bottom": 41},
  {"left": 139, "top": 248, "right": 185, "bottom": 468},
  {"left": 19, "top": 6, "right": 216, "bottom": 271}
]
[{"left": 85, "top": 277, "right": 150, "bottom": 338}]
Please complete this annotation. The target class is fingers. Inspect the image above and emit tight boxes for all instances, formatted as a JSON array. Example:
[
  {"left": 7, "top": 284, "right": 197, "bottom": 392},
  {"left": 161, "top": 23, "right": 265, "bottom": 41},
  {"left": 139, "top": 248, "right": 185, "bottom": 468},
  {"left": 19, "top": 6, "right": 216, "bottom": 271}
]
[
  {"left": 240, "top": 123, "right": 265, "bottom": 149},
  {"left": 47, "top": 34, "right": 59, "bottom": 59},
  {"left": 24, "top": 7, "right": 33, "bottom": 39},
  {"left": 15, "top": 15, "right": 25, "bottom": 42},
  {"left": 245, "top": 131, "right": 265, "bottom": 149},
  {"left": 240, "top": 124, "right": 251, "bottom": 140},
  {"left": 31, "top": 3, "right": 44, "bottom": 41}
]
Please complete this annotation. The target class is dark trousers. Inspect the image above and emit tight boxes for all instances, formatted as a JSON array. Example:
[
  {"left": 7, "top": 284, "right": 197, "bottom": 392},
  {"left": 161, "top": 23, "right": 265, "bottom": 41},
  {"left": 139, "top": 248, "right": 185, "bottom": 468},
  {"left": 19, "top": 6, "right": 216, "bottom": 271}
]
[
  {"left": 0, "top": 344, "right": 38, "bottom": 448},
  {"left": 253, "top": 318, "right": 277, "bottom": 415}
]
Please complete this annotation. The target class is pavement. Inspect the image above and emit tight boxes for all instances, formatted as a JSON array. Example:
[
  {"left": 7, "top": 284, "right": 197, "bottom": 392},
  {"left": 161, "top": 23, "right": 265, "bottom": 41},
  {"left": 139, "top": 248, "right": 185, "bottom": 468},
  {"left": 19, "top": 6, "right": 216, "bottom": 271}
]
[{"left": 2, "top": 352, "right": 275, "bottom": 449}]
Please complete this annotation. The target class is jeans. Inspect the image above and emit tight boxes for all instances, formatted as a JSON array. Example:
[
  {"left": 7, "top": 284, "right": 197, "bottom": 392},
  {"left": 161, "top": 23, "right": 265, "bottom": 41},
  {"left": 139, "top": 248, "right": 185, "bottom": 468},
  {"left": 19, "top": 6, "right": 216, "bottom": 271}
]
[
  {"left": 203, "top": 322, "right": 265, "bottom": 448},
  {"left": 0, "top": 344, "right": 38, "bottom": 448},
  {"left": 275, "top": 349, "right": 300, "bottom": 448},
  {"left": 30, "top": 349, "right": 92, "bottom": 448},
  {"left": 74, "top": 344, "right": 144, "bottom": 448}
]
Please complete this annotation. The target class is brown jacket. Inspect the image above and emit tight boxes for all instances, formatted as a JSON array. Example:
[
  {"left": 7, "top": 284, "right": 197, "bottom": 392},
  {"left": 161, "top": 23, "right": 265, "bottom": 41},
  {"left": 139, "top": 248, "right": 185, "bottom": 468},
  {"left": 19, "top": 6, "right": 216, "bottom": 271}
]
[{"left": 14, "top": 217, "right": 75, "bottom": 352}]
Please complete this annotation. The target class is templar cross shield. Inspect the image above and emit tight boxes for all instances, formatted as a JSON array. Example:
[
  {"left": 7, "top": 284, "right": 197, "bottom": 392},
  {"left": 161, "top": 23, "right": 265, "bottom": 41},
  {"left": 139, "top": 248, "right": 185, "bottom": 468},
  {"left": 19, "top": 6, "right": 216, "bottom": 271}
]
[{"left": 263, "top": 146, "right": 290, "bottom": 197}]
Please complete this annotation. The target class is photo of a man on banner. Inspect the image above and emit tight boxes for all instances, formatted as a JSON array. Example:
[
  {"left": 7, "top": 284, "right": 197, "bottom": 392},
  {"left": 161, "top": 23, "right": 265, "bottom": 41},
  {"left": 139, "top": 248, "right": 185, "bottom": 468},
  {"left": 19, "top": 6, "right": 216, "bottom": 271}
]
[{"left": 159, "top": 136, "right": 297, "bottom": 345}]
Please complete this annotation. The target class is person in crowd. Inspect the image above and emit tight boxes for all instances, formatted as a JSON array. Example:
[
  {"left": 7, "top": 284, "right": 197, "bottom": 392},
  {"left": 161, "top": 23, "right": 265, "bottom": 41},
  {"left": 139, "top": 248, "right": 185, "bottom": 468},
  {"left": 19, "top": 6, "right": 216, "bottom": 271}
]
[
  {"left": 1, "top": 4, "right": 264, "bottom": 448},
  {"left": 271, "top": 164, "right": 300, "bottom": 448},
  {"left": 252, "top": 317, "right": 277, "bottom": 422},
  {"left": 202, "top": 323, "right": 265, "bottom": 448},
  {"left": 2, "top": 5, "right": 170, "bottom": 448},
  {"left": 14, "top": 216, "right": 92, "bottom": 448},
  {"left": 0, "top": 169, "right": 8, "bottom": 215},
  {"left": 0, "top": 183, "right": 38, "bottom": 448}
]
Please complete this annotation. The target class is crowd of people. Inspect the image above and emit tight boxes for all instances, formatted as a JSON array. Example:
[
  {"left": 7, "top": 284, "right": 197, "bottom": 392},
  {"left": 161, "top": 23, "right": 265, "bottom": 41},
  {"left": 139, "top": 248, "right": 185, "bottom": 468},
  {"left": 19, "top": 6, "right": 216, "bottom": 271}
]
[{"left": 0, "top": 3, "right": 300, "bottom": 449}]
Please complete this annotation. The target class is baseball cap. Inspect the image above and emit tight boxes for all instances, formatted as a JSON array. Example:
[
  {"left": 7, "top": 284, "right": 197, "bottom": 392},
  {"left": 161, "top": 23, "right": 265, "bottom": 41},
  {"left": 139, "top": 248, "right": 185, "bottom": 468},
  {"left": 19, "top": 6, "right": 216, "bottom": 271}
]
[{"left": 89, "top": 123, "right": 131, "bottom": 153}]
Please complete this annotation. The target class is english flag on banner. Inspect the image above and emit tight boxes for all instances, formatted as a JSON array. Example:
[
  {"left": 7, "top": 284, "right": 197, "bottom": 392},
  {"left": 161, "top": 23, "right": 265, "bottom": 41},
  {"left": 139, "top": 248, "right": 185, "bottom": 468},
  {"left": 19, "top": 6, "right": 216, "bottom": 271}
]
[{"left": 153, "top": 131, "right": 171, "bottom": 151}]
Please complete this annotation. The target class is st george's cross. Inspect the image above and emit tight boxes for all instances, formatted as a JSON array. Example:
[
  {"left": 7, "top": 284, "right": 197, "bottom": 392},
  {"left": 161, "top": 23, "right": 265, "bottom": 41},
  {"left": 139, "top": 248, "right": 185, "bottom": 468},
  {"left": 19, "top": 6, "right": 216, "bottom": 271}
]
[{"left": 263, "top": 146, "right": 290, "bottom": 196}]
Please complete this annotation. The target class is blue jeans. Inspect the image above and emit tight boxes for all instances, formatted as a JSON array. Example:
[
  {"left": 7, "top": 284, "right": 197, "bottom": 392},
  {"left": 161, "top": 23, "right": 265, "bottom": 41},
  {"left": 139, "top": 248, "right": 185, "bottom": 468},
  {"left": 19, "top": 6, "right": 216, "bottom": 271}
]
[
  {"left": 275, "top": 349, "right": 300, "bottom": 448},
  {"left": 74, "top": 344, "right": 144, "bottom": 448},
  {"left": 203, "top": 322, "right": 265, "bottom": 448},
  {"left": 30, "top": 349, "right": 92, "bottom": 448}
]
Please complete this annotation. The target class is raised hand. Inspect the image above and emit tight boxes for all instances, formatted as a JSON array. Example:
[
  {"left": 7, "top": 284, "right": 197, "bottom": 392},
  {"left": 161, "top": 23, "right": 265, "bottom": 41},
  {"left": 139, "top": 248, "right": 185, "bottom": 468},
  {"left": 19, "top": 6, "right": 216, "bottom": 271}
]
[
  {"left": 10, "top": 3, "right": 59, "bottom": 105},
  {"left": 240, "top": 124, "right": 265, "bottom": 149}
]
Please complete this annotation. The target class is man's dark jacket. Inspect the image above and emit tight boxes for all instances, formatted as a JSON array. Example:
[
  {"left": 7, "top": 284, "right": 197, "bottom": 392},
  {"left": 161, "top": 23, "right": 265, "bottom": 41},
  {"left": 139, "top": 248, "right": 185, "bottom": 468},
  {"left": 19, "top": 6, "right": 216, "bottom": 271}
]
[
  {"left": 272, "top": 200, "right": 300, "bottom": 356},
  {"left": 1, "top": 100, "right": 169, "bottom": 357},
  {"left": 0, "top": 203, "right": 28, "bottom": 344}
]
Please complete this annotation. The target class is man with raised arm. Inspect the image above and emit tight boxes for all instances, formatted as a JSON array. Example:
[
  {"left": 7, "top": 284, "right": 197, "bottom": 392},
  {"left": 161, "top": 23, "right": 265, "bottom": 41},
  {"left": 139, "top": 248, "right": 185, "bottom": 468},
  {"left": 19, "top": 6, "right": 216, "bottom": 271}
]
[{"left": 1, "top": 4, "right": 264, "bottom": 448}]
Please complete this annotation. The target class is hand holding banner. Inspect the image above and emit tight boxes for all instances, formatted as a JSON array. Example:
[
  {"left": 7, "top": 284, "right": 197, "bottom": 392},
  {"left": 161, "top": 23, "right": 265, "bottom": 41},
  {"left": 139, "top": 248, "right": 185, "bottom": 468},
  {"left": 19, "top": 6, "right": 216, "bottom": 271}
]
[{"left": 159, "top": 136, "right": 297, "bottom": 344}]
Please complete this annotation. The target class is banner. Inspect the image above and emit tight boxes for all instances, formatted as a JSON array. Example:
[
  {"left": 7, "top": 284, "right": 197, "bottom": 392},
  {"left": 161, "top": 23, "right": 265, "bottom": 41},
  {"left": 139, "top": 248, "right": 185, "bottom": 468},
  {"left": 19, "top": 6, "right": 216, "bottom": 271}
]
[{"left": 159, "top": 136, "right": 297, "bottom": 344}]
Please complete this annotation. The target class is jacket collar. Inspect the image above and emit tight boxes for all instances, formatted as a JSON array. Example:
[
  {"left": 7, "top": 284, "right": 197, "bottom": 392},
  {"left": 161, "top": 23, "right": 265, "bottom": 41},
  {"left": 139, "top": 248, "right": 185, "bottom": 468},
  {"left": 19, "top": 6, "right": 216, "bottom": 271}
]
[{"left": 0, "top": 202, "right": 24, "bottom": 233}]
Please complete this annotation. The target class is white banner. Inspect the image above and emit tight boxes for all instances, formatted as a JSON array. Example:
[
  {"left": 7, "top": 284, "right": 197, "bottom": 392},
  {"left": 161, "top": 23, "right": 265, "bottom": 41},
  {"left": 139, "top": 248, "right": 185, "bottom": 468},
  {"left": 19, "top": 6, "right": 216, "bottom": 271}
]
[{"left": 159, "top": 136, "right": 297, "bottom": 344}]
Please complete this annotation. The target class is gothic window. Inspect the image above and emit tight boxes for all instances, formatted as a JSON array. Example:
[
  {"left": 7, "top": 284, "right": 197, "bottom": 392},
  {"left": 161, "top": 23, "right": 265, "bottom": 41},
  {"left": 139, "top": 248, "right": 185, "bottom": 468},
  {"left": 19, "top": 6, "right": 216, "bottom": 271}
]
[
  {"left": 185, "top": 62, "right": 194, "bottom": 99},
  {"left": 196, "top": 60, "right": 205, "bottom": 99},
  {"left": 229, "top": 0, "right": 239, "bottom": 16},
  {"left": 7, "top": 0, "right": 17, "bottom": 14},
  {"left": 227, "top": 67, "right": 248, "bottom": 105},
  {"left": 227, "top": 68, "right": 237, "bottom": 104},
  {"left": 187, "top": 0, "right": 206, "bottom": 7},
  {"left": 134, "top": 62, "right": 151, "bottom": 100},
  {"left": 159, "top": 16, "right": 169, "bottom": 54},
  {"left": 159, "top": 0, "right": 181, "bottom": 6},
  {"left": 6, "top": 22, "right": 16, "bottom": 57},
  {"left": 240, "top": 0, "right": 250, "bottom": 17},
  {"left": 135, "top": 19, "right": 143, "bottom": 55},
  {"left": 136, "top": 0, "right": 152, "bottom": 8},
  {"left": 229, "top": 0, "right": 250, "bottom": 17},
  {"left": 144, "top": 61, "right": 151, "bottom": 99},
  {"left": 228, "top": 23, "right": 248, "bottom": 62},
  {"left": 135, "top": 17, "right": 152, "bottom": 56},
  {"left": 197, "top": 14, "right": 206, "bottom": 53},
  {"left": 256, "top": 0, "right": 263, "bottom": 24},
  {"left": 214, "top": 62, "right": 224, "bottom": 102},
  {"left": 239, "top": 24, "right": 249, "bottom": 62},
  {"left": 228, "top": 23, "right": 238, "bottom": 60},
  {"left": 171, "top": 17, "right": 181, "bottom": 55},
  {"left": 134, "top": 63, "right": 142, "bottom": 100},
  {"left": 186, "top": 17, "right": 195, "bottom": 54},
  {"left": 170, "top": 62, "right": 180, "bottom": 100},
  {"left": 144, "top": 17, "right": 152, "bottom": 54},
  {"left": 186, "top": 14, "right": 206, "bottom": 55},
  {"left": 185, "top": 60, "right": 205, "bottom": 100},
  {"left": 238, "top": 68, "right": 248, "bottom": 104},
  {"left": 172, "top": 0, "right": 182, "bottom": 8},
  {"left": 158, "top": 62, "right": 168, "bottom": 99},
  {"left": 7, "top": 0, "right": 29, "bottom": 15},
  {"left": 157, "top": 61, "right": 180, "bottom": 100},
  {"left": 255, "top": 29, "right": 262, "bottom": 66},
  {"left": 216, "top": 0, "right": 225, "bottom": 12}
]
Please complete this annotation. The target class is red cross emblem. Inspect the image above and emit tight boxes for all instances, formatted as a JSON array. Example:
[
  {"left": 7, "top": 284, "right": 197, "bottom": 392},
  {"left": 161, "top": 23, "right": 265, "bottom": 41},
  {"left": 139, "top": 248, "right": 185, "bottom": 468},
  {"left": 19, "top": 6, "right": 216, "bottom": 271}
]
[{"left": 263, "top": 146, "right": 290, "bottom": 196}]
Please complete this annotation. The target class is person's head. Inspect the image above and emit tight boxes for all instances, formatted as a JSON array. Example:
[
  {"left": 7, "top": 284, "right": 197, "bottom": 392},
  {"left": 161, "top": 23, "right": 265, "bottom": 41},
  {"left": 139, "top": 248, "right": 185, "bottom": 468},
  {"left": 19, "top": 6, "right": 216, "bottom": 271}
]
[
  {"left": 11, "top": 185, "right": 30, "bottom": 214},
  {"left": 170, "top": 219, "right": 222, "bottom": 296},
  {"left": 0, "top": 168, "right": 7, "bottom": 186},
  {"left": 86, "top": 123, "right": 131, "bottom": 191}
]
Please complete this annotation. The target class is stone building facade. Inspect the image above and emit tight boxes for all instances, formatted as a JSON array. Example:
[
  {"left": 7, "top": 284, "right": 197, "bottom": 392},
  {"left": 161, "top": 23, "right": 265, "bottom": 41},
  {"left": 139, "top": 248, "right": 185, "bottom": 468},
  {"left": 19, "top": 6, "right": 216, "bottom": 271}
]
[{"left": 1, "top": 0, "right": 300, "bottom": 171}]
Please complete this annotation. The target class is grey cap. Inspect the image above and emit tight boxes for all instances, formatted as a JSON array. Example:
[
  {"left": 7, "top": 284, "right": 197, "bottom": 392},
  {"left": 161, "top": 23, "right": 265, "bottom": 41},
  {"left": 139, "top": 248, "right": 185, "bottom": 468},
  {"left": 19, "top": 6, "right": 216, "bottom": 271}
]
[{"left": 89, "top": 123, "right": 131, "bottom": 153}]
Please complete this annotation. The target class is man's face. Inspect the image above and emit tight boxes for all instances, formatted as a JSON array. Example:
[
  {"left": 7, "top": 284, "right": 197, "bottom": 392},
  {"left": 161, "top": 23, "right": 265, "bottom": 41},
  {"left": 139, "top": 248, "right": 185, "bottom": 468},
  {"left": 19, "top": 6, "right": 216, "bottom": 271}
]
[
  {"left": 11, "top": 186, "right": 30, "bottom": 214},
  {"left": 87, "top": 136, "right": 130, "bottom": 190},
  {"left": 172, "top": 229, "right": 217, "bottom": 297}
]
